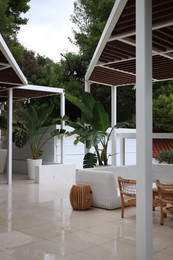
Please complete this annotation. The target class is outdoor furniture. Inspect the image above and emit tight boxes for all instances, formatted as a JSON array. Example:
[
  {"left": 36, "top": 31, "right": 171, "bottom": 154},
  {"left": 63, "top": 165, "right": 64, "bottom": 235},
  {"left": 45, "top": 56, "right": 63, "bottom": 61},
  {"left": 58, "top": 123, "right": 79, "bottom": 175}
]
[
  {"left": 118, "top": 176, "right": 160, "bottom": 218},
  {"left": 118, "top": 177, "right": 136, "bottom": 218},
  {"left": 76, "top": 164, "right": 173, "bottom": 210},
  {"left": 153, "top": 187, "right": 159, "bottom": 211},
  {"left": 70, "top": 184, "right": 93, "bottom": 210},
  {"left": 156, "top": 179, "right": 173, "bottom": 225},
  {"left": 76, "top": 165, "right": 137, "bottom": 209}
]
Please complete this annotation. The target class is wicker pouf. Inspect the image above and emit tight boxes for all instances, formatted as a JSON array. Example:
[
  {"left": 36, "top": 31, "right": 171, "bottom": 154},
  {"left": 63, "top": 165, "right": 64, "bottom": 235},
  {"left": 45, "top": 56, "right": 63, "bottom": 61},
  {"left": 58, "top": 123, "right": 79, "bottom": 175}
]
[{"left": 70, "top": 184, "right": 93, "bottom": 210}]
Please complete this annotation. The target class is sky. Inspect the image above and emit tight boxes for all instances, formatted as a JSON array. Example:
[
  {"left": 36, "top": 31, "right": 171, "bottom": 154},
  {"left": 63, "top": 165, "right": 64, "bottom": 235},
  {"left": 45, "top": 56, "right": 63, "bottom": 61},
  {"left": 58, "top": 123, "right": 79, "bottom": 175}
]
[{"left": 18, "top": 0, "right": 78, "bottom": 62}]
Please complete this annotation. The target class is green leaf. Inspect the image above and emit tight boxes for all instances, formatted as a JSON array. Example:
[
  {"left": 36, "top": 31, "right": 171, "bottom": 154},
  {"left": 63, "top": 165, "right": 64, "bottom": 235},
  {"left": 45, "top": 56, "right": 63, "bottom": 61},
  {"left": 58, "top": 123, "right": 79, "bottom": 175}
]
[
  {"left": 65, "top": 93, "right": 93, "bottom": 124},
  {"left": 92, "top": 102, "right": 110, "bottom": 131},
  {"left": 83, "top": 152, "right": 97, "bottom": 168}
]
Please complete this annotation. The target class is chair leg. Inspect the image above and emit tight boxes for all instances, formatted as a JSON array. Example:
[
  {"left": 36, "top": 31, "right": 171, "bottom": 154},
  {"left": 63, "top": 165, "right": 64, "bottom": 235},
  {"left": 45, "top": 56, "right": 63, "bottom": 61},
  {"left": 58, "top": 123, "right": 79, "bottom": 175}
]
[
  {"left": 153, "top": 194, "right": 155, "bottom": 211},
  {"left": 160, "top": 207, "right": 164, "bottom": 225},
  {"left": 121, "top": 205, "right": 124, "bottom": 218}
]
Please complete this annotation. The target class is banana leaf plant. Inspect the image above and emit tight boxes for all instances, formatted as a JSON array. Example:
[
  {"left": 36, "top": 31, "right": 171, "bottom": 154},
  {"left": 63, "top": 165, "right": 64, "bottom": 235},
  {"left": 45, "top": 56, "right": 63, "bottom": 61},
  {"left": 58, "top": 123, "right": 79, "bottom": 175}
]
[
  {"left": 12, "top": 104, "right": 66, "bottom": 159},
  {"left": 64, "top": 92, "right": 116, "bottom": 167}
]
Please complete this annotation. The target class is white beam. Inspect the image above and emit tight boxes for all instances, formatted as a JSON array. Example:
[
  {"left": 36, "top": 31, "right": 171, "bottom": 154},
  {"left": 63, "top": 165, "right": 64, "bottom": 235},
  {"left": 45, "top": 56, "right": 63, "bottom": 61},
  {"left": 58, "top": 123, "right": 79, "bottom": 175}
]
[
  {"left": 108, "top": 21, "right": 173, "bottom": 42},
  {"left": 85, "top": 81, "right": 91, "bottom": 92},
  {"left": 0, "top": 35, "right": 27, "bottom": 85},
  {"left": 7, "top": 88, "right": 13, "bottom": 185},
  {"left": 85, "top": 0, "right": 128, "bottom": 81},
  {"left": 87, "top": 80, "right": 113, "bottom": 87},
  {"left": 18, "top": 85, "right": 64, "bottom": 94},
  {"left": 136, "top": 0, "right": 153, "bottom": 260},
  {"left": 111, "top": 86, "right": 117, "bottom": 165},
  {"left": 99, "top": 65, "right": 136, "bottom": 76},
  {"left": 84, "top": 81, "right": 91, "bottom": 155},
  {"left": 60, "top": 91, "right": 65, "bottom": 164},
  {"left": 120, "top": 136, "right": 125, "bottom": 166}
]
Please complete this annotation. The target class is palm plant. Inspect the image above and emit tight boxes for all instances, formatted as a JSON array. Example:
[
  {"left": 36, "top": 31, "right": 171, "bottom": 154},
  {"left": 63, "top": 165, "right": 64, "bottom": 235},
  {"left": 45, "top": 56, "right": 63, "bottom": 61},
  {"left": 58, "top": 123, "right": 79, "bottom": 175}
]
[
  {"left": 12, "top": 104, "right": 66, "bottom": 159},
  {"left": 64, "top": 92, "right": 135, "bottom": 167},
  {"left": 64, "top": 92, "right": 116, "bottom": 167}
]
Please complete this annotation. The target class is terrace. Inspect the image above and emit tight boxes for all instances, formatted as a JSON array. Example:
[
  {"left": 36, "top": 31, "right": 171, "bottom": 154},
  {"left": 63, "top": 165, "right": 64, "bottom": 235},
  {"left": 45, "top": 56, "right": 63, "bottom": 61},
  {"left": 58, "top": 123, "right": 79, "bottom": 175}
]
[
  {"left": 85, "top": 0, "right": 173, "bottom": 259},
  {"left": 0, "top": 173, "right": 172, "bottom": 260},
  {"left": 0, "top": 0, "right": 173, "bottom": 259}
]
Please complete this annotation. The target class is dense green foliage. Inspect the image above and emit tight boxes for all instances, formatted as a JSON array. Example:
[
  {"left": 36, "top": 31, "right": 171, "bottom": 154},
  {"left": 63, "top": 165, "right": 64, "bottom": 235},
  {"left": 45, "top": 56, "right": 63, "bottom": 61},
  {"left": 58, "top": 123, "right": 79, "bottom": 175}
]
[
  {"left": 153, "top": 81, "right": 173, "bottom": 132},
  {"left": 155, "top": 150, "right": 173, "bottom": 164},
  {"left": 0, "top": 0, "right": 30, "bottom": 47},
  {"left": 71, "top": 0, "right": 114, "bottom": 60},
  {"left": 117, "top": 86, "right": 136, "bottom": 123},
  {"left": 58, "top": 52, "right": 87, "bottom": 97},
  {"left": 1, "top": 0, "right": 173, "bottom": 132},
  {"left": 153, "top": 93, "right": 173, "bottom": 132}
]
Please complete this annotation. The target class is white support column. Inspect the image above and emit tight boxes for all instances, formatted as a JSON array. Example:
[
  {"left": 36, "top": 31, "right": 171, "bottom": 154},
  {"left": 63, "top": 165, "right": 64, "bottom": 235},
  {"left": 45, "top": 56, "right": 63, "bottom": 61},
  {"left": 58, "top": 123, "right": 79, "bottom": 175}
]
[
  {"left": 0, "top": 103, "right": 2, "bottom": 145},
  {"left": 7, "top": 88, "right": 13, "bottom": 185},
  {"left": 60, "top": 91, "right": 65, "bottom": 164},
  {"left": 0, "top": 103, "right": 1, "bottom": 147},
  {"left": 120, "top": 136, "right": 125, "bottom": 166},
  {"left": 111, "top": 86, "right": 117, "bottom": 165},
  {"left": 84, "top": 81, "right": 91, "bottom": 155},
  {"left": 85, "top": 81, "right": 90, "bottom": 92},
  {"left": 136, "top": 1, "right": 152, "bottom": 260}
]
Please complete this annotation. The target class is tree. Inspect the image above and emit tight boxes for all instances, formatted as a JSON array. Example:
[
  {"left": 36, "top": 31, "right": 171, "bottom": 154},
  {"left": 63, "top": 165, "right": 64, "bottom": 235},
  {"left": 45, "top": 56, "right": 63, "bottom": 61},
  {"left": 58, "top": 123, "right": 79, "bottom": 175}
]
[
  {"left": 153, "top": 81, "right": 173, "bottom": 99},
  {"left": 0, "top": 0, "right": 30, "bottom": 43},
  {"left": 153, "top": 81, "right": 173, "bottom": 132},
  {"left": 69, "top": 0, "right": 136, "bottom": 123},
  {"left": 153, "top": 94, "right": 173, "bottom": 133},
  {"left": 58, "top": 52, "right": 87, "bottom": 97},
  {"left": 71, "top": 0, "right": 115, "bottom": 60},
  {"left": 0, "top": 0, "right": 30, "bottom": 64},
  {"left": 117, "top": 86, "right": 136, "bottom": 123}
]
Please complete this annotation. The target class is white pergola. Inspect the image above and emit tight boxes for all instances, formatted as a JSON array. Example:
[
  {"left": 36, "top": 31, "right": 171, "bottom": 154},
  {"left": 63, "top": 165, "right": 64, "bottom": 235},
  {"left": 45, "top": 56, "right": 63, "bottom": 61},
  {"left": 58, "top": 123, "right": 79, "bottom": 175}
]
[
  {"left": 85, "top": 0, "right": 173, "bottom": 259},
  {"left": 0, "top": 35, "right": 65, "bottom": 186}
]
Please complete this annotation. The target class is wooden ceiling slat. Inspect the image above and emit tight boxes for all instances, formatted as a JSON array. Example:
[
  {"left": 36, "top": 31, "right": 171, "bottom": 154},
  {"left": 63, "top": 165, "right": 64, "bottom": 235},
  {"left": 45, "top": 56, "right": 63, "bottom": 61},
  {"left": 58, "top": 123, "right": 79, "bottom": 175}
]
[
  {"left": 0, "top": 67, "right": 23, "bottom": 84},
  {"left": 88, "top": 0, "right": 173, "bottom": 87},
  {"left": 153, "top": 31, "right": 173, "bottom": 49}
]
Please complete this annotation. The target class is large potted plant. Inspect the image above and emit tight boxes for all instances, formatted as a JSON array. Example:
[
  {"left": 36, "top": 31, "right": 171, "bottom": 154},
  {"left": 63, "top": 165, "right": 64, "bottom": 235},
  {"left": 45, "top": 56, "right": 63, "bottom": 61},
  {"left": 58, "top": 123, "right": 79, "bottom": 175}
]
[
  {"left": 64, "top": 92, "right": 134, "bottom": 168},
  {"left": 13, "top": 104, "right": 65, "bottom": 179}
]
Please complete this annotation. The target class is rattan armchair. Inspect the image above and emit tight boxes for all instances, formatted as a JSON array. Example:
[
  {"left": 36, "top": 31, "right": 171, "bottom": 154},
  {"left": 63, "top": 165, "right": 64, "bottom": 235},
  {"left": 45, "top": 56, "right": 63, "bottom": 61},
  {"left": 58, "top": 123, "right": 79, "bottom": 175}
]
[
  {"left": 156, "top": 179, "right": 173, "bottom": 225},
  {"left": 118, "top": 177, "right": 160, "bottom": 218},
  {"left": 118, "top": 177, "right": 136, "bottom": 218}
]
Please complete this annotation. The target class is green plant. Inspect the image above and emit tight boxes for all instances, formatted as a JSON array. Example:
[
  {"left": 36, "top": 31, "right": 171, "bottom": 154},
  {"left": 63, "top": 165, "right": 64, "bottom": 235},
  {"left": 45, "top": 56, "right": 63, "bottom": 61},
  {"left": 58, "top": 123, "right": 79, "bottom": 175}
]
[
  {"left": 12, "top": 104, "right": 66, "bottom": 159},
  {"left": 64, "top": 92, "right": 134, "bottom": 168},
  {"left": 83, "top": 152, "right": 97, "bottom": 168},
  {"left": 63, "top": 92, "right": 110, "bottom": 167},
  {"left": 156, "top": 150, "right": 173, "bottom": 164}
]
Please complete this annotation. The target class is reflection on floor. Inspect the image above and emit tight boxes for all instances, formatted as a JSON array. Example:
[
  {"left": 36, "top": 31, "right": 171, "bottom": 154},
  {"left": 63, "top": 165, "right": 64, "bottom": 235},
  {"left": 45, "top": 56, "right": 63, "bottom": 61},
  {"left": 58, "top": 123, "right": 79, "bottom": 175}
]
[{"left": 0, "top": 173, "right": 173, "bottom": 260}]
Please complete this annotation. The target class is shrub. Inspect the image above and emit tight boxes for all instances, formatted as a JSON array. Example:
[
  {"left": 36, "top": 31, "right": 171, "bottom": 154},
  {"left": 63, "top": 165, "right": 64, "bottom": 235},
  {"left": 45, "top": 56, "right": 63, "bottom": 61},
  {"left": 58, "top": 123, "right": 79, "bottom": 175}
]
[{"left": 156, "top": 150, "right": 173, "bottom": 164}]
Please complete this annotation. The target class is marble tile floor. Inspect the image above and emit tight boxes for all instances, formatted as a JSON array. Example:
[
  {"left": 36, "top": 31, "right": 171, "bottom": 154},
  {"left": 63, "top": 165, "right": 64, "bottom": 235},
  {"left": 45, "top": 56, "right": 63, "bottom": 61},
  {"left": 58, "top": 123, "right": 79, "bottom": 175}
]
[{"left": 0, "top": 173, "right": 173, "bottom": 260}]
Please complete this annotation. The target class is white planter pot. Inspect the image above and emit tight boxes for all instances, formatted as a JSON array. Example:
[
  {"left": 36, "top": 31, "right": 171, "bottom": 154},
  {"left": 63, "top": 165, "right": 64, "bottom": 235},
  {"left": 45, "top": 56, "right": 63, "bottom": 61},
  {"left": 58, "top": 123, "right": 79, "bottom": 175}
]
[
  {"left": 27, "top": 159, "right": 42, "bottom": 180},
  {"left": 0, "top": 149, "right": 7, "bottom": 173}
]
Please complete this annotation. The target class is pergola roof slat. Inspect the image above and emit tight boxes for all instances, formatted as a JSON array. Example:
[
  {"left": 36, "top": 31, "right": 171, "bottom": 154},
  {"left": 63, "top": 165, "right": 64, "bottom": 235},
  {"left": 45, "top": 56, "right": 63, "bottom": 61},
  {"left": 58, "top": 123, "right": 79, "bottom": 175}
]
[
  {"left": 0, "top": 35, "right": 64, "bottom": 102},
  {"left": 86, "top": 0, "right": 173, "bottom": 87}
]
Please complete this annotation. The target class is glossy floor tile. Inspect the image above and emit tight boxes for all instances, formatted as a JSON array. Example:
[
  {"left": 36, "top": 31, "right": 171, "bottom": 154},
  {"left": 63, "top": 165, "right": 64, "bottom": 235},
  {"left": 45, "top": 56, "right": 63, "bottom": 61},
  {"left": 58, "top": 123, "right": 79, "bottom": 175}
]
[{"left": 0, "top": 173, "right": 173, "bottom": 260}]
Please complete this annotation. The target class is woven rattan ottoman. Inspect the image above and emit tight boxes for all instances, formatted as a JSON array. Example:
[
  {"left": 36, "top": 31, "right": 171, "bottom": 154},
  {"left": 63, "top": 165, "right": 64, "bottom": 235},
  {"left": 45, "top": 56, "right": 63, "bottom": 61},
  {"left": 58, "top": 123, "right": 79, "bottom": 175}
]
[{"left": 70, "top": 184, "right": 93, "bottom": 210}]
